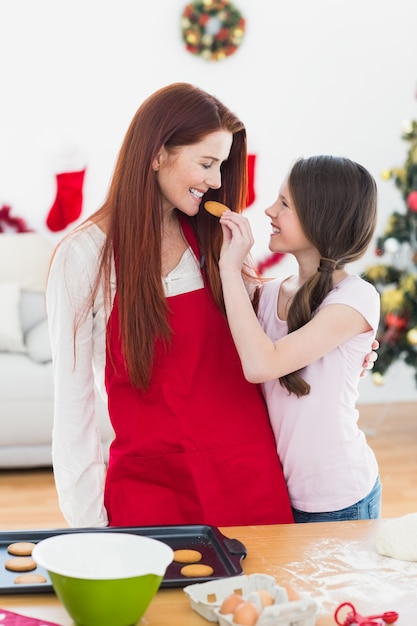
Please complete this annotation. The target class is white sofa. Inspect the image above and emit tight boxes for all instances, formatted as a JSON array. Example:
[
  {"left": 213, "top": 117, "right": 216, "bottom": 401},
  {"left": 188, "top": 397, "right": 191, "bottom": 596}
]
[{"left": 0, "top": 232, "right": 114, "bottom": 468}]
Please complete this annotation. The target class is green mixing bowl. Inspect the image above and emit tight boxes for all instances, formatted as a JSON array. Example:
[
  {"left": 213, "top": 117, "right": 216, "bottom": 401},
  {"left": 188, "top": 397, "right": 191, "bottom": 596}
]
[{"left": 32, "top": 532, "right": 174, "bottom": 626}]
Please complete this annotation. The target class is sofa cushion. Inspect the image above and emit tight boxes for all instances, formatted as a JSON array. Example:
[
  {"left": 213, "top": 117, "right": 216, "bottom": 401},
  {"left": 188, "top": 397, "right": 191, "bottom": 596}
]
[
  {"left": 0, "top": 282, "right": 26, "bottom": 353},
  {"left": 0, "top": 232, "right": 54, "bottom": 292},
  {"left": 20, "top": 290, "right": 47, "bottom": 334},
  {"left": 26, "top": 318, "right": 52, "bottom": 363}
]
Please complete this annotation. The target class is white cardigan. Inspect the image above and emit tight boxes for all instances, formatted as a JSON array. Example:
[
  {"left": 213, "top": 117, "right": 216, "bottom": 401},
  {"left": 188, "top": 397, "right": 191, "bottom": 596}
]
[{"left": 46, "top": 222, "right": 203, "bottom": 527}]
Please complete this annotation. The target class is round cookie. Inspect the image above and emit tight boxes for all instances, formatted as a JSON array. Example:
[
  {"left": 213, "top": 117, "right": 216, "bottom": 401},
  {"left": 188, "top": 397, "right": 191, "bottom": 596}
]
[
  {"left": 5, "top": 557, "right": 37, "bottom": 572},
  {"left": 180, "top": 563, "right": 214, "bottom": 577},
  {"left": 7, "top": 541, "right": 36, "bottom": 556},
  {"left": 14, "top": 573, "right": 47, "bottom": 584},
  {"left": 173, "top": 549, "right": 202, "bottom": 564},
  {"left": 204, "top": 201, "right": 230, "bottom": 217}
]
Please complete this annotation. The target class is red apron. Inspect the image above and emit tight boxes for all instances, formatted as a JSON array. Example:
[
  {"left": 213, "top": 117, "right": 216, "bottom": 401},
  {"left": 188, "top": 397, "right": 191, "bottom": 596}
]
[{"left": 104, "top": 219, "right": 293, "bottom": 526}]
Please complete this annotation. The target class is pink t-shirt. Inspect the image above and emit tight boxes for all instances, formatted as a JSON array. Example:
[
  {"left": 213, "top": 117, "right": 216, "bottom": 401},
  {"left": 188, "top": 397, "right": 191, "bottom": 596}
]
[{"left": 258, "top": 274, "right": 380, "bottom": 513}]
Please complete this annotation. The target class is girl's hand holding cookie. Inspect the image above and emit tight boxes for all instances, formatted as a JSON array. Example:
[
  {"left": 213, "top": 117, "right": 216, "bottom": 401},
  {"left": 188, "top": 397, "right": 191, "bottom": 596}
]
[{"left": 219, "top": 212, "right": 254, "bottom": 273}]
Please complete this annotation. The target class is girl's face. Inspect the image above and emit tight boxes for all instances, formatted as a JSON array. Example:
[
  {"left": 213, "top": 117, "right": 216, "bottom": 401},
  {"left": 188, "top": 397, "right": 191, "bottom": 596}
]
[
  {"left": 265, "top": 177, "right": 311, "bottom": 255},
  {"left": 153, "top": 130, "right": 233, "bottom": 217}
]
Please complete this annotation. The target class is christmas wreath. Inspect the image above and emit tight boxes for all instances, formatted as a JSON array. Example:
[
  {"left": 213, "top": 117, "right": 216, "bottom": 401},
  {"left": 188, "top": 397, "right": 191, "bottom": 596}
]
[{"left": 181, "top": 0, "right": 245, "bottom": 62}]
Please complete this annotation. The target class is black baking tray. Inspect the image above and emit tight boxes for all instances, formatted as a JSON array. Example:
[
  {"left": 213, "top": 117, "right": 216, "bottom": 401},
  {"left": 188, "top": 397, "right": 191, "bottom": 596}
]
[{"left": 0, "top": 524, "right": 246, "bottom": 594}]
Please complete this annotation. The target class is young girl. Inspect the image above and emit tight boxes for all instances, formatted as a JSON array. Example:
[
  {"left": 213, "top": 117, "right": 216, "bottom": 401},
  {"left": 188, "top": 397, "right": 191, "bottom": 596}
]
[{"left": 219, "top": 155, "right": 381, "bottom": 522}]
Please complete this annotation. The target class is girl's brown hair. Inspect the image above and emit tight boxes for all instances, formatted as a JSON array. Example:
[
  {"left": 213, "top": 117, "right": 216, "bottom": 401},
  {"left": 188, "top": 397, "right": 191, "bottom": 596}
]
[
  {"left": 91, "top": 82, "right": 249, "bottom": 389},
  {"left": 280, "top": 155, "right": 378, "bottom": 397}
]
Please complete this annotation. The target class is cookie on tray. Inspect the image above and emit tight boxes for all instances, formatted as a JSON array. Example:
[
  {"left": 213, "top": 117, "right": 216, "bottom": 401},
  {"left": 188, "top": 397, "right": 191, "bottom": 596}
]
[
  {"left": 173, "top": 549, "right": 203, "bottom": 563},
  {"left": 180, "top": 563, "right": 214, "bottom": 577},
  {"left": 7, "top": 541, "right": 36, "bottom": 556},
  {"left": 5, "top": 557, "right": 37, "bottom": 572},
  {"left": 14, "top": 573, "right": 47, "bottom": 584}
]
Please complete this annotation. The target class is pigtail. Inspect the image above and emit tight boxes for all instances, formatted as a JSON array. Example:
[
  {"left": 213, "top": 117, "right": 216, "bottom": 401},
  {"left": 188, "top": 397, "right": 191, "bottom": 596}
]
[{"left": 279, "top": 258, "right": 343, "bottom": 397}]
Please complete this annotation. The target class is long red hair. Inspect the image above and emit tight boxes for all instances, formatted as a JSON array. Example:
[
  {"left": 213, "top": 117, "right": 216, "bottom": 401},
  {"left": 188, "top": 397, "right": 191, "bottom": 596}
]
[{"left": 91, "top": 83, "right": 249, "bottom": 389}]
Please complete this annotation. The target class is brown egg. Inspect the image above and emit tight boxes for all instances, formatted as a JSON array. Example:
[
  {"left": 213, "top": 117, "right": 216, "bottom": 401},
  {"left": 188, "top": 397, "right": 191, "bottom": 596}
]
[
  {"left": 233, "top": 601, "right": 260, "bottom": 625},
  {"left": 257, "top": 589, "right": 274, "bottom": 606},
  {"left": 247, "top": 589, "right": 274, "bottom": 610},
  {"left": 219, "top": 592, "right": 244, "bottom": 614}
]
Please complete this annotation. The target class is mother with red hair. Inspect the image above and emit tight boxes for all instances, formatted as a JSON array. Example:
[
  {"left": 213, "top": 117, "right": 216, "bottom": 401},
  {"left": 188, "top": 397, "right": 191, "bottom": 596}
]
[{"left": 46, "top": 82, "right": 294, "bottom": 529}]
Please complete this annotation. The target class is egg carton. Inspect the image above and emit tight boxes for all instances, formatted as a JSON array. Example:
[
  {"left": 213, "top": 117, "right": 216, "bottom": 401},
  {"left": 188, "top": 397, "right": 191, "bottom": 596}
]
[
  {"left": 183, "top": 573, "right": 318, "bottom": 625},
  {"left": 216, "top": 597, "right": 318, "bottom": 626},
  {"left": 183, "top": 574, "right": 285, "bottom": 622}
]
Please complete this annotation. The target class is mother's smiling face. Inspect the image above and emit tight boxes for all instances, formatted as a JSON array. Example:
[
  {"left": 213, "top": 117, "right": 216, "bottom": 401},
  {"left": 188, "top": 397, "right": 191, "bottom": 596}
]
[{"left": 153, "top": 130, "right": 233, "bottom": 217}]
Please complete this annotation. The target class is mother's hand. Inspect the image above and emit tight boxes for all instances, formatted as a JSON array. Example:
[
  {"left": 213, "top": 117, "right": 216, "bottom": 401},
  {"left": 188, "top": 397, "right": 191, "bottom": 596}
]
[{"left": 360, "top": 339, "right": 379, "bottom": 377}]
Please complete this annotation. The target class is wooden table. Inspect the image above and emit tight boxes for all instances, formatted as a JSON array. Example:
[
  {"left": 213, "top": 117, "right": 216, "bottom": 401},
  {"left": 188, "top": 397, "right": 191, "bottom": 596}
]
[{"left": 1, "top": 520, "right": 416, "bottom": 625}]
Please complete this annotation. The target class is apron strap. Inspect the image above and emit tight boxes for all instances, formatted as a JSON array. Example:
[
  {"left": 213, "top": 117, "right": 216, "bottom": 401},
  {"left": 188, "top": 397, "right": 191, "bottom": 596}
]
[{"left": 178, "top": 213, "right": 205, "bottom": 269}]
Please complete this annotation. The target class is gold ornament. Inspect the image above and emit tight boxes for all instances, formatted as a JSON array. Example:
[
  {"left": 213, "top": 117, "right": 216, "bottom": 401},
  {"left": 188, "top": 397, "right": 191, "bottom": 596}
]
[
  {"left": 400, "top": 273, "right": 417, "bottom": 295},
  {"left": 365, "top": 265, "right": 390, "bottom": 283},
  {"left": 372, "top": 372, "right": 385, "bottom": 386},
  {"left": 394, "top": 167, "right": 407, "bottom": 184},
  {"left": 407, "top": 328, "right": 417, "bottom": 346},
  {"left": 380, "top": 288, "right": 404, "bottom": 314}
]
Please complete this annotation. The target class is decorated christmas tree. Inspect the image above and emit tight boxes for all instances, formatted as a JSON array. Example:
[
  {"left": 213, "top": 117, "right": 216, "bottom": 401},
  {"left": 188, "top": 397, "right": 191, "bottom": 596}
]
[{"left": 362, "top": 117, "right": 417, "bottom": 386}]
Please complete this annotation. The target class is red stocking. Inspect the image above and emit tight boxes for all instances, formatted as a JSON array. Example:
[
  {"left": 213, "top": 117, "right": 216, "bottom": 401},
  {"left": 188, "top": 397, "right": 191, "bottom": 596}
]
[
  {"left": 46, "top": 169, "right": 86, "bottom": 232},
  {"left": 245, "top": 154, "right": 256, "bottom": 208}
]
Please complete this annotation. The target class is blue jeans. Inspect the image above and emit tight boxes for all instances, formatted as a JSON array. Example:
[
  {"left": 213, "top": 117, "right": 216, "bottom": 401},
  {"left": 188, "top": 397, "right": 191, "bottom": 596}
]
[{"left": 291, "top": 476, "right": 382, "bottom": 523}]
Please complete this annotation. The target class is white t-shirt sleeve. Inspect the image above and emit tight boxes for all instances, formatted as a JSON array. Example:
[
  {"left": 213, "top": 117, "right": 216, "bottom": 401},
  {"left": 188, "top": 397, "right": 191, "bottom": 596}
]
[
  {"left": 323, "top": 275, "right": 380, "bottom": 332},
  {"left": 46, "top": 226, "right": 109, "bottom": 528}
]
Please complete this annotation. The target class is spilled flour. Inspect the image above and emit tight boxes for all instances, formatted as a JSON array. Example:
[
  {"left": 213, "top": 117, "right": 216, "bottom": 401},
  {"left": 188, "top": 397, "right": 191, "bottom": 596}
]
[{"left": 268, "top": 536, "right": 417, "bottom": 621}]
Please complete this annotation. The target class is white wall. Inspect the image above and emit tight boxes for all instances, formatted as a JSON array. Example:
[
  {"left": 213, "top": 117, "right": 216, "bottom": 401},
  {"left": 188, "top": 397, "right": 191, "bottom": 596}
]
[{"left": 1, "top": 0, "right": 417, "bottom": 403}]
